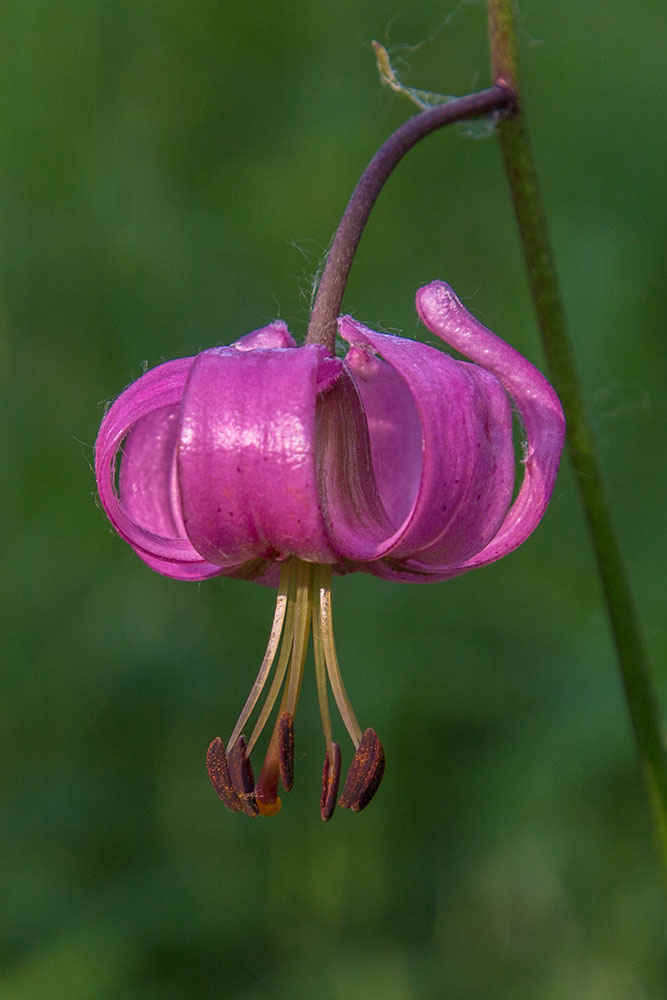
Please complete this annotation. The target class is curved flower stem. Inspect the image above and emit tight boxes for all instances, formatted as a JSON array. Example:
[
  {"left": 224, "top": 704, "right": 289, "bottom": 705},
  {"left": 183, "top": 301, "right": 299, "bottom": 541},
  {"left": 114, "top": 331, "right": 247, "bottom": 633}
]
[
  {"left": 305, "top": 84, "right": 515, "bottom": 352},
  {"left": 487, "top": 0, "right": 667, "bottom": 874}
]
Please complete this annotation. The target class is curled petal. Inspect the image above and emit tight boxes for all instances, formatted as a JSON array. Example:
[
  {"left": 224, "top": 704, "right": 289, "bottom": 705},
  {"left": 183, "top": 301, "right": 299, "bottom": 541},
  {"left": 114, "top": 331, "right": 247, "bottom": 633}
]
[
  {"left": 95, "top": 324, "right": 300, "bottom": 581},
  {"left": 335, "top": 317, "right": 515, "bottom": 565},
  {"left": 95, "top": 358, "right": 224, "bottom": 579},
  {"left": 316, "top": 366, "right": 395, "bottom": 561},
  {"left": 120, "top": 406, "right": 185, "bottom": 539},
  {"left": 344, "top": 346, "right": 422, "bottom": 526},
  {"left": 178, "top": 344, "right": 338, "bottom": 566},
  {"left": 407, "top": 280, "right": 566, "bottom": 578}
]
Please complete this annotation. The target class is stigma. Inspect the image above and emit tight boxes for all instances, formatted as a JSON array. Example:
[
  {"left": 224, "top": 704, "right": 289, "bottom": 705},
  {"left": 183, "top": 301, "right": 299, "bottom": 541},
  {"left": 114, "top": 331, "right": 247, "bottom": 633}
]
[{"left": 206, "top": 558, "right": 385, "bottom": 820}]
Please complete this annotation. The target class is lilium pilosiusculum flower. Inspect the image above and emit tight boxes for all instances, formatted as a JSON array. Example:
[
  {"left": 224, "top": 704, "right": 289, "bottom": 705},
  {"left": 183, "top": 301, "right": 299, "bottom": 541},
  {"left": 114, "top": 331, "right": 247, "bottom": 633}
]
[{"left": 95, "top": 280, "right": 565, "bottom": 818}]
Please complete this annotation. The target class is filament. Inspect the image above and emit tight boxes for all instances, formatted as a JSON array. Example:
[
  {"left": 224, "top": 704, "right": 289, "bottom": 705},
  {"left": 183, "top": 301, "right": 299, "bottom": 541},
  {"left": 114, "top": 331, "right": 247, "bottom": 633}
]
[
  {"left": 246, "top": 560, "right": 299, "bottom": 755},
  {"left": 283, "top": 559, "right": 313, "bottom": 716},
  {"left": 311, "top": 573, "right": 334, "bottom": 756},
  {"left": 227, "top": 561, "right": 290, "bottom": 753},
  {"left": 314, "top": 563, "right": 363, "bottom": 747}
]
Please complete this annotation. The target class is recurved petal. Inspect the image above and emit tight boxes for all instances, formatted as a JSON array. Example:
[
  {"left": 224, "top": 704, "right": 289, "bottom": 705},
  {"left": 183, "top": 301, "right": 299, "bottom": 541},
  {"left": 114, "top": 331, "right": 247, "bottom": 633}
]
[
  {"left": 177, "top": 344, "right": 338, "bottom": 566},
  {"left": 95, "top": 358, "right": 224, "bottom": 579},
  {"left": 120, "top": 405, "right": 229, "bottom": 580},
  {"left": 414, "top": 280, "right": 565, "bottom": 575},
  {"left": 315, "top": 365, "right": 396, "bottom": 562},
  {"left": 337, "top": 317, "right": 515, "bottom": 565},
  {"left": 344, "top": 346, "right": 422, "bottom": 526},
  {"left": 120, "top": 406, "right": 185, "bottom": 538}
]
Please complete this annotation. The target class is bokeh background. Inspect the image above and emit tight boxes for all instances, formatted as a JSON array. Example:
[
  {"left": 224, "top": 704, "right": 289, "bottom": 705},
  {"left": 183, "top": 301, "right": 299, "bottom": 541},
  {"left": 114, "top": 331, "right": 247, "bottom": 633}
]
[{"left": 2, "top": 1, "right": 665, "bottom": 997}]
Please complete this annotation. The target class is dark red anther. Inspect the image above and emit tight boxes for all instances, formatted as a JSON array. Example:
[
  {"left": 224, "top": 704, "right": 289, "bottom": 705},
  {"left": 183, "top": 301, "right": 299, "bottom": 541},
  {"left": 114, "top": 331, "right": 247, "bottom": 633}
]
[
  {"left": 320, "top": 742, "right": 342, "bottom": 822},
  {"left": 339, "top": 728, "right": 385, "bottom": 812},
  {"left": 206, "top": 737, "right": 244, "bottom": 813},
  {"left": 278, "top": 711, "right": 295, "bottom": 791},
  {"left": 227, "top": 735, "right": 259, "bottom": 817}
]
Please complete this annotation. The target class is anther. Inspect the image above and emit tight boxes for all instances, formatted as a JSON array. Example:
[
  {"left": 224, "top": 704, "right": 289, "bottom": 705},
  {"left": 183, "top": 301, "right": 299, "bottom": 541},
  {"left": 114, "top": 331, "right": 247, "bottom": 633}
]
[
  {"left": 339, "top": 728, "right": 385, "bottom": 812},
  {"left": 278, "top": 711, "right": 295, "bottom": 791},
  {"left": 320, "top": 742, "right": 341, "bottom": 822},
  {"left": 227, "top": 735, "right": 259, "bottom": 817},
  {"left": 206, "top": 737, "right": 244, "bottom": 813}
]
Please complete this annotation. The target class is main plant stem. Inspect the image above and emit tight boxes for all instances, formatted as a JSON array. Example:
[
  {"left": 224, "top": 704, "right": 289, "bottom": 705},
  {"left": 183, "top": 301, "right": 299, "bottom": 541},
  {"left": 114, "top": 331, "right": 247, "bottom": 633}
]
[
  {"left": 305, "top": 85, "right": 514, "bottom": 353},
  {"left": 487, "top": 0, "right": 667, "bottom": 873}
]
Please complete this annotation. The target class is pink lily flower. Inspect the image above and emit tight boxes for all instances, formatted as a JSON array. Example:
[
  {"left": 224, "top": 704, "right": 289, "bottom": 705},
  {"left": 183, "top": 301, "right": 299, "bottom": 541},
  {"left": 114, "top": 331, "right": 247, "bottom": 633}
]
[{"left": 95, "top": 280, "right": 565, "bottom": 819}]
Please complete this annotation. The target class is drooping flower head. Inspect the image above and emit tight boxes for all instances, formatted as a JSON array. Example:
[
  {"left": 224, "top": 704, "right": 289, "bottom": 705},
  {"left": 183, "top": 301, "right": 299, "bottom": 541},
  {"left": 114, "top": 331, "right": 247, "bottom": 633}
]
[
  {"left": 96, "top": 78, "right": 563, "bottom": 819},
  {"left": 95, "top": 280, "right": 565, "bottom": 818}
]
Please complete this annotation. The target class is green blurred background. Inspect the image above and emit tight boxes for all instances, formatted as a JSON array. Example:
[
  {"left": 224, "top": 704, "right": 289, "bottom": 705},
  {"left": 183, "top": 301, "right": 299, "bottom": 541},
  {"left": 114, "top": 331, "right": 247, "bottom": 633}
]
[{"left": 2, "top": 1, "right": 665, "bottom": 997}]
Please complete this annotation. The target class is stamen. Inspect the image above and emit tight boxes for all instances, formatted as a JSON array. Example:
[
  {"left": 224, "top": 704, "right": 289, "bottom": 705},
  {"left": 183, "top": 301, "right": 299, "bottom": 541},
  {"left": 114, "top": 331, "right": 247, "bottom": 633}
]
[
  {"left": 253, "top": 721, "right": 283, "bottom": 816},
  {"left": 339, "top": 728, "right": 385, "bottom": 812},
  {"left": 255, "top": 773, "right": 282, "bottom": 816},
  {"left": 227, "top": 561, "right": 290, "bottom": 754},
  {"left": 282, "top": 559, "right": 313, "bottom": 716},
  {"left": 320, "top": 741, "right": 341, "bottom": 822},
  {"left": 227, "top": 735, "right": 259, "bottom": 817},
  {"left": 278, "top": 711, "right": 295, "bottom": 791},
  {"left": 209, "top": 559, "right": 385, "bottom": 819},
  {"left": 247, "top": 560, "right": 300, "bottom": 755},
  {"left": 251, "top": 560, "right": 313, "bottom": 815},
  {"left": 311, "top": 575, "right": 334, "bottom": 752},
  {"left": 313, "top": 563, "right": 363, "bottom": 747},
  {"left": 206, "top": 737, "right": 244, "bottom": 813}
]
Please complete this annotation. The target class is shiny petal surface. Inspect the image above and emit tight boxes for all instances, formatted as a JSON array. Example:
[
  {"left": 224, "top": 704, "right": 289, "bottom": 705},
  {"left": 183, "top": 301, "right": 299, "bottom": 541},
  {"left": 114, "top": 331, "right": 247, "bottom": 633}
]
[
  {"left": 178, "top": 344, "right": 339, "bottom": 566},
  {"left": 119, "top": 404, "right": 228, "bottom": 580},
  {"left": 96, "top": 295, "right": 564, "bottom": 586},
  {"left": 232, "top": 320, "right": 296, "bottom": 352},
  {"left": 344, "top": 346, "right": 422, "bottom": 526},
  {"left": 96, "top": 358, "right": 224, "bottom": 579},
  {"left": 96, "top": 323, "right": 300, "bottom": 581},
  {"left": 120, "top": 405, "right": 184, "bottom": 539},
  {"left": 333, "top": 317, "right": 515, "bottom": 565},
  {"left": 316, "top": 366, "right": 396, "bottom": 562},
  {"left": 375, "top": 280, "right": 564, "bottom": 581}
]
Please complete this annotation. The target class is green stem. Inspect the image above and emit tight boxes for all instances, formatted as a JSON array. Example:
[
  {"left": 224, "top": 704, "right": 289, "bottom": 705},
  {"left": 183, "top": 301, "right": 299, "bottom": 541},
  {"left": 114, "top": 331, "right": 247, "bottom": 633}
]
[{"left": 487, "top": 0, "right": 667, "bottom": 874}]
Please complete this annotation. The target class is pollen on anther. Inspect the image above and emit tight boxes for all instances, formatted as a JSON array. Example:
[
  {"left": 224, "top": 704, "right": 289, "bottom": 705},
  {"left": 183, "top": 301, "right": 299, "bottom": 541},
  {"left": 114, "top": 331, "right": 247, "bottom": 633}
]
[
  {"left": 227, "top": 735, "right": 259, "bottom": 817},
  {"left": 339, "top": 728, "right": 385, "bottom": 812},
  {"left": 206, "top": 737, "right": 244, "bottom": 813},
  {"left": 278, "top": 711, "right": 295, "bottom": 791}
]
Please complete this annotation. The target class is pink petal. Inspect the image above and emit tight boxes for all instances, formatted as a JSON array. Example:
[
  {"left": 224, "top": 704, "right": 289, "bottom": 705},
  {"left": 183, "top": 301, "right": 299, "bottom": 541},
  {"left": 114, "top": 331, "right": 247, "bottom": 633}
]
[
  {"left": 177, "top": 344, "right": 338, "bottom": 565},
  {"left": 334, "top": 317, "right": 515, "bottom": 565},
  {"left": 407, "top": 280, "right": 566, "bottom": 579},
  {"left": 344, "top": 346, "right": 422, "bottom": 526},
  {"left": 232, "top": 321, "right": 296, "bottom": 352},
  {"left": 120, "top": 405, "right": 186, "bottom": 539},
  {"left": 315, "top": 366, "right": 396, "bottom": 561},
  {"left": 95, "top": 358, "right": 223, "bottom": 578},
  {"left": 95, "top": 324, "right": 300, "bottom": 582}
]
